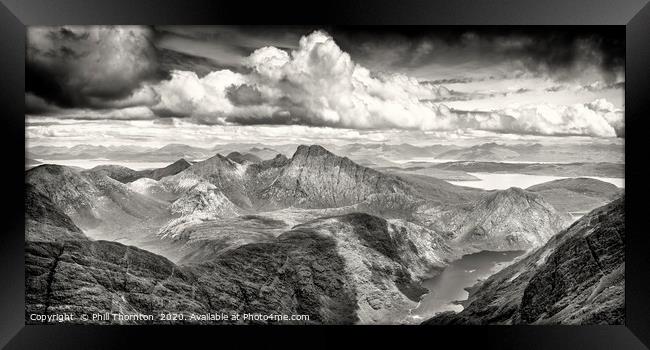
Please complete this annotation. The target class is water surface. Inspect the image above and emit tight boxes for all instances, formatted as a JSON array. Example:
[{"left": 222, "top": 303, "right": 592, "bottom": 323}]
[{"left": 404, "top": 250, "right": 525, "bottom": 324}]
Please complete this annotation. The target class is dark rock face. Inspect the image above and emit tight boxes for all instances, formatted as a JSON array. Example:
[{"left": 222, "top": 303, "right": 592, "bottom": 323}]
[
  {"left": 259, "top": 145, "right": 408, "bottom": 209},
  {"left": 25, "top": 231, "right": 359, "bottom": 324},
  {"left": 25, "top": 184, "right": 87, "bottom": 242},
  {"left": 424, "top": 197, "right": 624, "bottom": 325}
]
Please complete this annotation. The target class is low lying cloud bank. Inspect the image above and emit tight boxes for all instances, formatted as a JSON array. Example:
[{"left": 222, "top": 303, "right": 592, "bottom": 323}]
[{"left": 28, "top": 29, "right": 624, "bottom": 138}]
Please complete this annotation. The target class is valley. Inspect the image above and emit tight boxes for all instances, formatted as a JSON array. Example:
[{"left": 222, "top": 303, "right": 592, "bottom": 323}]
[{"left": 24, "top": 143, "right": 625, "bottom": 324}]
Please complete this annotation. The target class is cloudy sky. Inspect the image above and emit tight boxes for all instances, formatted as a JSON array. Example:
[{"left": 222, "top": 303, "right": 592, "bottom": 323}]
[{"left": 26, "top": 26, "right": 624, "bottom": 148}]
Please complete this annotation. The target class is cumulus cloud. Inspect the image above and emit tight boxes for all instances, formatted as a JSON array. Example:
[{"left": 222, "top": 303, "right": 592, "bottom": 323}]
[
  {"left": 27, "top": 26, "right": 164, "bottom": 109},
  {"left": 454, "top": 100, "right": 623, "bottom": 137},
  {"left": 139, "top": 31, "right": 622, "bottom": 137}
]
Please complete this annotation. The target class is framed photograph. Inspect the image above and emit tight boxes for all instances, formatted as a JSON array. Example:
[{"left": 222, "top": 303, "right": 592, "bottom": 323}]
[{"left": 2, "top": 0, "right": 649, "bottom": 348}]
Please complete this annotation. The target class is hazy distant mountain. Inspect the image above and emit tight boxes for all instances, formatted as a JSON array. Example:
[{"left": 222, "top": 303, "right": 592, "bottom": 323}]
[
  {"left": 246, "top": 147, "right": 284, "bottom": 160},
  {"left": 27, "top": 141, "right": 623, "bottom": 166},
  {"left": 140, "top": 144, "right": 212, "bottom": 161},
  {"left": 89, "top": 159, "right": 192, "bottom": 183},
  {"left": 527, "top": 178, "right": 623, "bottom": 214},
  {"left": 333, "top": 143, "right": 460, "bottom": 162},
  {"left": 425, "top": 197, "right": 624, "bottom": 325},
  {"left": 435, "top": 142, "right": 623, "bottom": 163},
  {"left": 378, "top": 166, "right": 479, "bottom": 181},
  {"left": 436, "top": 142, "right": 525, "bottom": 161},
  {"left": 431, "top": 161, "right": 624, "bottom": 178},
  {"left": 28, "top": 144, "right": 152, "bottom": 160}
]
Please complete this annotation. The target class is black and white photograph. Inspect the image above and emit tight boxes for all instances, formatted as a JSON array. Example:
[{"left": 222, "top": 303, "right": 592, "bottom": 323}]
[{"left": 24, "top": 25, "right": 625, "bottom": 325}]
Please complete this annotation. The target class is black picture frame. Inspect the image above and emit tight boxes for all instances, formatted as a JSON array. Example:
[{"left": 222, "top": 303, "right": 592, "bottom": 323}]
[{"left": 2, "top": 0, "right": 649, "bottom": 348}]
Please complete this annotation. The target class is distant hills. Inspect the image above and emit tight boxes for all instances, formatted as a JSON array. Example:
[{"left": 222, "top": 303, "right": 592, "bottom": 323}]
[
  {"left": 27, "top": 140, "right": 624, "bottom": 165},
  {"left": 429, "top": 161, "right": 623, "bottom": 178},
  {"left": 527, "top": 177, "right": 623, "bottom": 214}
]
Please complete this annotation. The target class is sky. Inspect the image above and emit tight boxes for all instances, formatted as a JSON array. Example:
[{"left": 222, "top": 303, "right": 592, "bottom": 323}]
[{"left": 26, "top": 26, "right": 625, "bottom": 148}]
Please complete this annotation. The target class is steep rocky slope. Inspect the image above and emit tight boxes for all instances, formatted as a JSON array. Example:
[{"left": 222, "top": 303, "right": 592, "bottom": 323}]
[
  {"left": 424, "top": 197, "right": 624, "bottom": 325},
  {"left": 25, "top": 184, "right": 87, "bottom": 242},
  {"left": 26, "top": 164, "right": 168, "bottom": 236},
  {"left": 417, "top": 187, "right": 571, "bottom": 252},
  {"left": 257, "top": 145, "right": 480, "bottom": 211}
]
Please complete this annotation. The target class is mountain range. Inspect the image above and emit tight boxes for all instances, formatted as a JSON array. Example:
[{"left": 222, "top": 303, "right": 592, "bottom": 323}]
[
  {"left": 24, "top": 144, "right": 624, "bottom": 324},
  {"left": 27, "top": 141, "right": 624, "bottom": 165}
]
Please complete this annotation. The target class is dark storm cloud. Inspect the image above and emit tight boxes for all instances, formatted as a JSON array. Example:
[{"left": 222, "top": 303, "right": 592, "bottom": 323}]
[
  {"left": 26, "top": 26, "right": 167, "bottom": 111},
  {"left": 155, "top": 26, "right": 624, "bottom": 83},
  {"left": 326, "top": 26, "right": 624, "bottom": 82}
]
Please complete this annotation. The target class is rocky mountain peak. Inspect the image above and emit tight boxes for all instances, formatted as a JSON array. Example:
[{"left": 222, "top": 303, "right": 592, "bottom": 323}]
[
  {"left": 292, "top": 144, "right": 335, "bottom": 160},
  {"left": 171, "top": 158, "right": 191, "bottom": 168}
]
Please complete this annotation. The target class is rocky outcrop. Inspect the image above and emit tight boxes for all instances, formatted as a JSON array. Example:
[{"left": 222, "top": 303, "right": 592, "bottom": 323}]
[
  {"left": 424, "top": 197, "right": 624, "bottom": 325},
  {"left": 176, "top": 153, "right": 251, "bottom": 209},
  {"left": 157, "top": 181, "right": 241, "bottom": 240}
]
